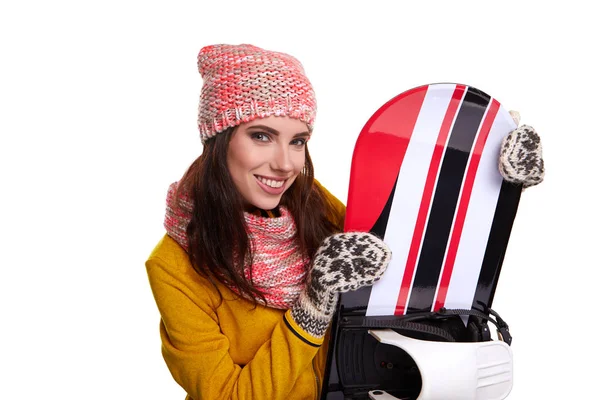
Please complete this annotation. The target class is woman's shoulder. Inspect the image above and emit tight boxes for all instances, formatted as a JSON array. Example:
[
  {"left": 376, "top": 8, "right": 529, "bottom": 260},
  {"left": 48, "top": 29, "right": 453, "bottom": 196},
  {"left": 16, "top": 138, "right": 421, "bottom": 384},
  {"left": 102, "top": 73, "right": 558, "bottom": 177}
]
[
  {"left": 147, "top": 233, "right": 189, "bottom": 268},
  {"left": 145, "top": 234, "right": 224, "bottom": 316},
  {"left": 146, "top": 234, "right": 218, "bottom": 296}
]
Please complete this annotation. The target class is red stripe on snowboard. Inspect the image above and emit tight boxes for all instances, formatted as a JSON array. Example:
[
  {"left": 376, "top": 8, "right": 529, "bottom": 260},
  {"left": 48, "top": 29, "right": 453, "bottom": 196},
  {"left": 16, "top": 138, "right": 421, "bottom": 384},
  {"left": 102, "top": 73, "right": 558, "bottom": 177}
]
[
  {"left": 344, "top": 86, "right": 428, "bottom": 232},
  {"left": 434, "top": 99, "right": 501, "bottom": 311},
  {"left": 394, "top": 85, "right": 466, "bottom": 315}
]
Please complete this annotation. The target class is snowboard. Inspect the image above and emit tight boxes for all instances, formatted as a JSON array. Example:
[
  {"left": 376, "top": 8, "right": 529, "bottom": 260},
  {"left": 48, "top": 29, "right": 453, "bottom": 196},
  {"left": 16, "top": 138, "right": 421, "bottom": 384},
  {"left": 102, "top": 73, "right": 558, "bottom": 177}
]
[{"left": 321, "top": 83, "right": 522, "bottom": 400}]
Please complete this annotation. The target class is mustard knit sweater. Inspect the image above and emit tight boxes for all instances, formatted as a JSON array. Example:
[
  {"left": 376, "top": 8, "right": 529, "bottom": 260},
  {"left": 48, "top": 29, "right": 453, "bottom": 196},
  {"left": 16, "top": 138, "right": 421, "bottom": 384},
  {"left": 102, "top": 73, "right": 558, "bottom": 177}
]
[{"left": 146, "top": 183, "right": 345, "bottom": 400}]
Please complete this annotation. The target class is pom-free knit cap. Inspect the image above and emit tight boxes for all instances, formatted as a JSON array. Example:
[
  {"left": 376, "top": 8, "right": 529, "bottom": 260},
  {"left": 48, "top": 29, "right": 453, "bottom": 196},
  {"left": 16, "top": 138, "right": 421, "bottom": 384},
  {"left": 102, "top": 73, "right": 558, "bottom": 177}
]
[{"left": 197, "top": 44, "right": 317, "bottom": 141}]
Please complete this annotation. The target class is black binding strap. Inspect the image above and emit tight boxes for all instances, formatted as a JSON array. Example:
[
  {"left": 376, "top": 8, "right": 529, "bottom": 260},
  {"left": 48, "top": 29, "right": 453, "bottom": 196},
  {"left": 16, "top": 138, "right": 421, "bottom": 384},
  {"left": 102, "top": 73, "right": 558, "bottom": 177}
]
[
  {"left": 338, "top": 307, "right": 512, "bottom": 345},
  {"left": 437, "top": 307, "right": 512, "bottom": 345}
]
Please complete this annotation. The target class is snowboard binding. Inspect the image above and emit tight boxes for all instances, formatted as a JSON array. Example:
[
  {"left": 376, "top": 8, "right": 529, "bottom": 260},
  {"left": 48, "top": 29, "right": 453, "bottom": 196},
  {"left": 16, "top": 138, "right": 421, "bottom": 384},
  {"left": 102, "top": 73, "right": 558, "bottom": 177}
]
[{"left": 323, "top": 304, "right": 513, "bottom": 400}]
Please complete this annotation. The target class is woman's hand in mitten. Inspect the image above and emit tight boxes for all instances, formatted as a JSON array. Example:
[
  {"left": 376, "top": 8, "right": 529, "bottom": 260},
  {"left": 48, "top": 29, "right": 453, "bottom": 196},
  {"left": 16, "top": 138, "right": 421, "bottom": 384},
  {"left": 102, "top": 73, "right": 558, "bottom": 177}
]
[
  {"left": 290, "top": 232, "right": 391, "bottom": 338},
  {"left": 498, "top": 110, "right": 545, "bottom": 188}
]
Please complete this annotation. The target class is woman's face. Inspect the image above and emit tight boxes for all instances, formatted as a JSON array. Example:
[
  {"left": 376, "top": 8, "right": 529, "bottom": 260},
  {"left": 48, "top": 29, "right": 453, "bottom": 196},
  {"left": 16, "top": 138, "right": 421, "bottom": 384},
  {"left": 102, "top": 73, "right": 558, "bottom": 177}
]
[{"left": 227, "top": 115, "right": 310, "bottom": 211}]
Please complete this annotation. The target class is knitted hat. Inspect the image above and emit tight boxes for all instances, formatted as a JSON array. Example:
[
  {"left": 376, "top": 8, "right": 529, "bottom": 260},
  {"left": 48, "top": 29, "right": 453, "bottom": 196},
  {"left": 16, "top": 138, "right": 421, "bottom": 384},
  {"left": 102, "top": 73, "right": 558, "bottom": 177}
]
[{"left": 196, "top": 44, "right": 317, "bottom": 141}]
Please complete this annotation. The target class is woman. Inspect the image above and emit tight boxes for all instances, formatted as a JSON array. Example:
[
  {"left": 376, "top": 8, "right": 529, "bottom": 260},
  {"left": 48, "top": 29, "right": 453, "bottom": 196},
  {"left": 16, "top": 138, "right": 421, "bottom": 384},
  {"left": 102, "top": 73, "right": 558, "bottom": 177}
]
[{"left": 146, "top": 44, "right": 544, "bottom": 400}]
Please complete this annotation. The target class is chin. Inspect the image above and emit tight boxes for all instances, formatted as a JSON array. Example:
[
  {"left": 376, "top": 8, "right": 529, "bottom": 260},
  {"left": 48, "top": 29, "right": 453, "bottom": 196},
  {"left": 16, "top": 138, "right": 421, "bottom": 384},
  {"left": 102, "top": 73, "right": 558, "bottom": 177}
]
[
  {"left": 247, "top": 191, "right": 284, "bottom": 210},
  {"left": 252, "top": 198, "right": 282, "bottom": 211}
]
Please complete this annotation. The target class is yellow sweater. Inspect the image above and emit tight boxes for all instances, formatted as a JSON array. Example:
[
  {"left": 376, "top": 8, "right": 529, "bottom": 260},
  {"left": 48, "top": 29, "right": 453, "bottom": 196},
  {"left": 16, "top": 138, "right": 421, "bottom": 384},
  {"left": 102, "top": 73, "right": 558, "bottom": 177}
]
[{"left": 146, "top": 183, "right": 345, "bottom": 400}]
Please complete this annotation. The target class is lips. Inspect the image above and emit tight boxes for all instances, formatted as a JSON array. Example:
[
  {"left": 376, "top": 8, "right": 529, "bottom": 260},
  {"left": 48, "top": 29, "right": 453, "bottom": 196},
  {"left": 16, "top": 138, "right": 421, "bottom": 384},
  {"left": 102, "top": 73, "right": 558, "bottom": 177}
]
[
  {"left": 255, "top": 175, "right": 287, "bottom": 195},
  {"left": 255, "top": 175, "right": 285, "bottom": 188}
]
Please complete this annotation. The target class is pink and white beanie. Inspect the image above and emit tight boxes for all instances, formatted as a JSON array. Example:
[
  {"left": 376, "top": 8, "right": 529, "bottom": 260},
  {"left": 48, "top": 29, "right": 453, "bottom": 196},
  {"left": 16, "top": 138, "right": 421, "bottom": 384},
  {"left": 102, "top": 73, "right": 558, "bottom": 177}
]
[{"left": 196, "top": 44, "right": 317, "bottom": 141}]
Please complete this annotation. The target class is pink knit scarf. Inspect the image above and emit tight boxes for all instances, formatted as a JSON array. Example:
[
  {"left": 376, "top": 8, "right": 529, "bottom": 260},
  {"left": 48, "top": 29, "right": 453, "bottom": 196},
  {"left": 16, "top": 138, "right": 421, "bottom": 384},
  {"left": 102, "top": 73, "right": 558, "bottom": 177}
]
[{"left": 164, "top": 182, "right": 309, "bottom": 309}]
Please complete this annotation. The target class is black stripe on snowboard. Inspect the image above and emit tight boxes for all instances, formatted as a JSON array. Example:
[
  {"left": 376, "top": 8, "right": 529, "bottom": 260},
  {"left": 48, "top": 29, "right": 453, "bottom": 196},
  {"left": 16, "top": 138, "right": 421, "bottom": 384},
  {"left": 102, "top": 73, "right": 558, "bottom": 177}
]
[
  {"left": 339, "top": 175, "right": 399, "bottom": 315},
  {"left": 471, "top": 180, "right": 522, "bottom": 312},
  {"left": 406, "top": 87, "right": 491, "bottom": 313}
]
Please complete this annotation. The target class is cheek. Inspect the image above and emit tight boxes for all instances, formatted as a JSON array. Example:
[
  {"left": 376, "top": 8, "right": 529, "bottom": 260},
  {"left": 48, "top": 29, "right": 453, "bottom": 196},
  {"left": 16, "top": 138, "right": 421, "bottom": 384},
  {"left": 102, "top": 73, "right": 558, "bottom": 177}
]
[
  {"left": 292, "top": 151, "right": 306, "bottom": 173},
  {"left": 226, "top": 149, "right": 249, "bottom": 187},
  {"left": 228, "top": 146, "right": 254, "bottom": 175}
]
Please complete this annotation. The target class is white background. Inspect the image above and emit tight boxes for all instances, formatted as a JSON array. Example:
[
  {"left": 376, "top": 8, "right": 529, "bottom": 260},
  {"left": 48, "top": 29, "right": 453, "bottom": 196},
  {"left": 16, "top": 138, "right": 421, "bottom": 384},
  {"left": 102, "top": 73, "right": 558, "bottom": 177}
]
[{"left": 1, "top": 1, "right": 597, "bottom": 399}]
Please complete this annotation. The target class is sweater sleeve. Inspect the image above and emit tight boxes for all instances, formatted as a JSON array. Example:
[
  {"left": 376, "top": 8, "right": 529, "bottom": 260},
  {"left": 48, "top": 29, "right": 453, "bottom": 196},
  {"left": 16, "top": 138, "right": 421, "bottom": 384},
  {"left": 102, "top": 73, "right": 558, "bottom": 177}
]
[{"left": 146, "top": 253, "right": 323, "bottom": 400}]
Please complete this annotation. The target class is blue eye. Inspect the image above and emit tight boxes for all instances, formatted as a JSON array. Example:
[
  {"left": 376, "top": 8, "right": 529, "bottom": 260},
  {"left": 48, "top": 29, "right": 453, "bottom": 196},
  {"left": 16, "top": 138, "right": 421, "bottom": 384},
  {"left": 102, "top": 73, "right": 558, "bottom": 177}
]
[
  {"left": 291, "top": 138, "right": 307, "bottom": 146},
  {"left": 251, "top": 132, "right": 270, "bottom": 142}
]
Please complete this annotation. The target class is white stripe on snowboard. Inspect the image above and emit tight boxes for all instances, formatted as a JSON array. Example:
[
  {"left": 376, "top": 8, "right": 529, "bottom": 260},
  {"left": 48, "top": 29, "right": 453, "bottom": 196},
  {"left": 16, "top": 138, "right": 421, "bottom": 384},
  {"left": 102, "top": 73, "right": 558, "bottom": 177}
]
[
  {"left": 442, "top": 106, "right": 517, "bottom": 310},
  {"left": 366, "top": 83, "right": 457, "bottom": 316}
]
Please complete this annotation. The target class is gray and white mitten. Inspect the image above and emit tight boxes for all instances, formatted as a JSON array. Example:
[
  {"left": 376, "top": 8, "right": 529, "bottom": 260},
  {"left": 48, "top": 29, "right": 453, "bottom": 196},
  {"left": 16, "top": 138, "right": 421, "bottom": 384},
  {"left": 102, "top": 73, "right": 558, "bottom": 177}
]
[
  {"left": 291, "top": 232, "right": 391, "bottom": 338},
  {"left": 499, "top": 110, "right": 545, "bottom": 188}
]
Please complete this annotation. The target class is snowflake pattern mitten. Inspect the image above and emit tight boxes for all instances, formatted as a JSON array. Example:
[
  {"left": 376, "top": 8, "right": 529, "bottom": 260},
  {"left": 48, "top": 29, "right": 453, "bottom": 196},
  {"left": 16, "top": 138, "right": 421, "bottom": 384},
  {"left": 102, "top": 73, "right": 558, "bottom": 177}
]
[
  {"left": 290, "top": 232, "right": 391, "bottom": 338},
  {"left": 499, "top": 122, "right": 545, "bottom": 188}
]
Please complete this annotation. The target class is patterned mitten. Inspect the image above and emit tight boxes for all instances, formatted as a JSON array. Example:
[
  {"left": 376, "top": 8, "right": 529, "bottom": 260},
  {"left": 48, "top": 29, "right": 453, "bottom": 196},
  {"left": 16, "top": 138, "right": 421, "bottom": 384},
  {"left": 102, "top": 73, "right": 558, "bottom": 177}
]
[
  {"left": 290, "top": 232, "right": 391, "bottom": 338},
  {"left": 499, "top": 110, "right": 545, "bottom": 188}
]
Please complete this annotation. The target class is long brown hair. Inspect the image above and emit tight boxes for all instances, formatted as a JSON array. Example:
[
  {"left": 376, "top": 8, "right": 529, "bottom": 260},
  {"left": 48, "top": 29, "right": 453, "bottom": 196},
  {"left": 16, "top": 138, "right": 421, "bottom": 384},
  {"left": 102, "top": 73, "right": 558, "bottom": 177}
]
[{"left": 176, "top": 127, "right": 343, "bottom": 304}]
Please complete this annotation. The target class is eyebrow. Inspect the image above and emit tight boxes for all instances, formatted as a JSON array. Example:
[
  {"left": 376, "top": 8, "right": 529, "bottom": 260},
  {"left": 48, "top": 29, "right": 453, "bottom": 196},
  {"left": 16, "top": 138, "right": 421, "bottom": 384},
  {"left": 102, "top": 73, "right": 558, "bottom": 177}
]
[{"left": 247, "top": 124, "right": 310, "bottom": 138}]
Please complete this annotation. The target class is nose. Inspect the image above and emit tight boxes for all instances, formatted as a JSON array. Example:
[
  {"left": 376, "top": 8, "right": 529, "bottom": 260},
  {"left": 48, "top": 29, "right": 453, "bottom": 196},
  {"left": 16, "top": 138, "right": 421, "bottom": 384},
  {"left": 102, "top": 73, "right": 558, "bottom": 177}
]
[{"left": 271, "top": 144, "right": 294, "bottom": 173}]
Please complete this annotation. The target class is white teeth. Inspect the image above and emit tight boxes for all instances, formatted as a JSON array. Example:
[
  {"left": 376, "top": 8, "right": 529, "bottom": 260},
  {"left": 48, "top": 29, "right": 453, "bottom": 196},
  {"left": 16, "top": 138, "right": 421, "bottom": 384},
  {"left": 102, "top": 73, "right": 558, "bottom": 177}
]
[{"left": 257, "top": 176, "right": 284, "bottom": 188}]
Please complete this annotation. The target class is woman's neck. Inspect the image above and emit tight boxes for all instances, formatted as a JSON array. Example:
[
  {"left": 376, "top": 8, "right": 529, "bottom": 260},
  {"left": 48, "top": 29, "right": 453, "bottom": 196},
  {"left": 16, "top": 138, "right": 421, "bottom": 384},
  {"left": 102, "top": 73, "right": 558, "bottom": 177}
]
[{"left": 246, "top": 206, "right": 281, "bottom": 218}]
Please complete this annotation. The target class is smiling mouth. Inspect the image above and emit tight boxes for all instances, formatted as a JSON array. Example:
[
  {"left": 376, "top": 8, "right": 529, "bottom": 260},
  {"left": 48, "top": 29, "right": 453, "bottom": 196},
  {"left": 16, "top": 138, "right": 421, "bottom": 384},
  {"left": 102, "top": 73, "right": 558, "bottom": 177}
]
[{"left": 255, "top": 175, "right": 286, "bottom": 188}]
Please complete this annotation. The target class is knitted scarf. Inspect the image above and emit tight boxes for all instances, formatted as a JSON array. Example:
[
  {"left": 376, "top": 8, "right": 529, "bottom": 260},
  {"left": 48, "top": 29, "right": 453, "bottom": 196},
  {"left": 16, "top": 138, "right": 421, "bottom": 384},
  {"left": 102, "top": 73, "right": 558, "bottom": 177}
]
[{"left": 164, "top": 182, "right": 309, "bottom": 309}]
